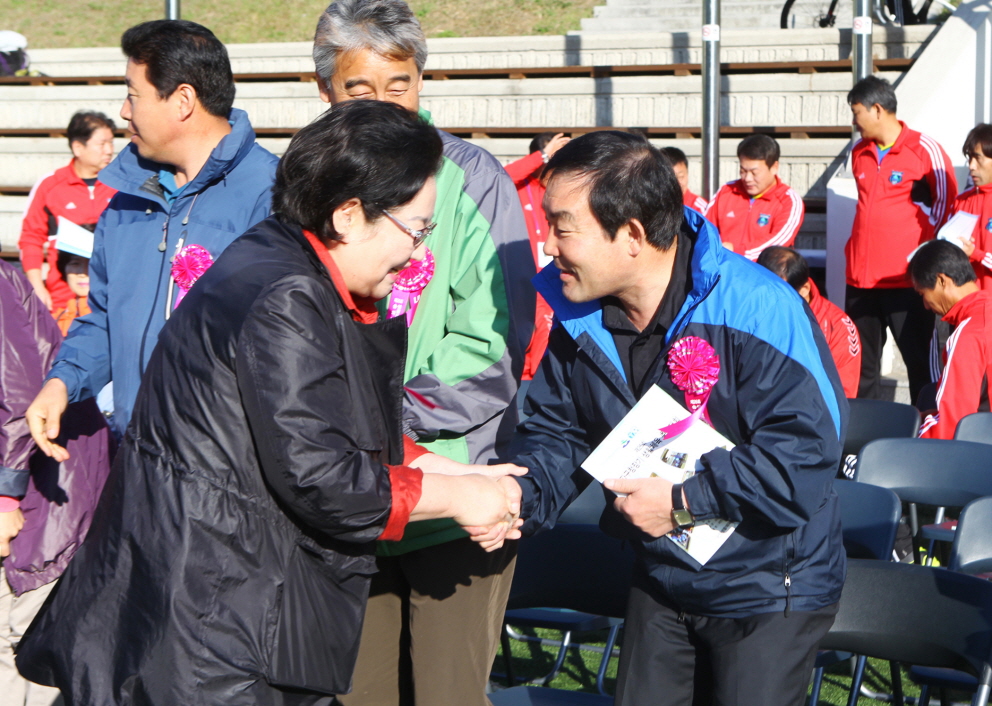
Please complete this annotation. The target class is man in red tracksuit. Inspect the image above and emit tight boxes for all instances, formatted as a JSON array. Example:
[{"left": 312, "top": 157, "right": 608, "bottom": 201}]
[
  {"left": 505, "top": 132, "right": 569, "bottom": 380},
  {"left": 947, "top": 123, "right": 992, "bottom": 291},
  {"left": 909, "top": 240, "right": 991, "bottom": 439},
  {"left": 758, "top": 246, "right": 862, "bottom": 398},
  {"left": 704, "top": 134, "right": 804, "bottom": 261},
  {"left": 661, "top": 146, "right": 708, "bottom": 214},
  {"left": 19, "top": 111, "right": 117, "bottom": 313},
  {"left": 844, "top": 75, "right": 957, "bottom": 403}
]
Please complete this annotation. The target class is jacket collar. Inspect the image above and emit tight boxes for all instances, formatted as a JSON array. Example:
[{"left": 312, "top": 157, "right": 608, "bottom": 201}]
[
  {"left": 97, "top": 108, "right": 258, "bottom": 207},
  {"left": 533, "top": 206, "right": 723, "bottom": 389},
  {"left": 731, "top": 175, "right": 784, "bottom": 202},
  {"left": 944, "top": 288, "right": 991, "bottom": 326}
]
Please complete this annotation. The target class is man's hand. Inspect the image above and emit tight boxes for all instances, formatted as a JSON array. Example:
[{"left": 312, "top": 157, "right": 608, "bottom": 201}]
[
  {"left": 0, "top": 509, "right": 25, "bottom": 557},
  {"left": 604, "top": 477, "right": 676, "bottom": 538},
  {"left": 465, "top": 476, "right": 524, "bottom": 552},
  {"left": 962, "top": 237, "right": 976, "bottom": 257},
  {"left": 543, "top": 133, "right": 571, "bottom": 159},
  {"left": 26, "top": 378, "right": 70, "bottom": 462}
]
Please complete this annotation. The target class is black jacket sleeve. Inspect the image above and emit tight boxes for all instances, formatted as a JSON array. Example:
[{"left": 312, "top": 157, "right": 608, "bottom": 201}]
[{"left": 235, "top": 275, "right": 394, "bottom": 543}]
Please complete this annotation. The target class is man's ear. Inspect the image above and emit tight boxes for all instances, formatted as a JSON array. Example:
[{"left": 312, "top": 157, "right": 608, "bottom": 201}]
[
  {"left": 316, "top": 73, "right": 333, "bottom": 104},
  {"left": 623, "top": 218, "right": 648, "bottom": 256},
  {"left": 798, "top": 279, "right": 813, "bottom": 302},
  {"left": 175, "top": 83, "right": 198, "bottom": 121}
]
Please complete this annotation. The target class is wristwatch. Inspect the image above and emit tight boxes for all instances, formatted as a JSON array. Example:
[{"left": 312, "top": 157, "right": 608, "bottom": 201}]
[{"left": 671, "top": 483, "right": 695, "bottom": 530}]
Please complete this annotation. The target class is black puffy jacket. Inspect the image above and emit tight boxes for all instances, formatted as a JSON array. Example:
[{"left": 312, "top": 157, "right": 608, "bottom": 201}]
[{"left": 17, "top": 217, "right": 408, "bottom": 705}]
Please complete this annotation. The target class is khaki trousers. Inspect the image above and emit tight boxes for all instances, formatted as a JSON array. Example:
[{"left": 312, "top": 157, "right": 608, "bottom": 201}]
[
  {"left": 0, "top": 566, "right": 62, "bottom": 706},
  {"left": 339, "top": 537, "right": 516, "bottom": 706}
]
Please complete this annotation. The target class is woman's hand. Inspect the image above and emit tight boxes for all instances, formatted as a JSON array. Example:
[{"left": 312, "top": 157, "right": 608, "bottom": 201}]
[
  {"left": 0, "top": 509, "right": 25, "bottom": 557},
  {"left": 410, "top": 453, "right": 528, "bottom": 479},
  {"left": 464, "top": 476, "right": 525, "bottom": 552}
]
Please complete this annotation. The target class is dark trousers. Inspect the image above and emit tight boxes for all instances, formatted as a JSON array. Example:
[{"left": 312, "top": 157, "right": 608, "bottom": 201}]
[
  {"left": 845, "top": 285, "right": 934, "bottom": 403},
  {"left": 614, "top": 575, "right": 837, "bottom": 706}
]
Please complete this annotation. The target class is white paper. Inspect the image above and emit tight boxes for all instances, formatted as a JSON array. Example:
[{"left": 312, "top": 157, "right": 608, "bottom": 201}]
[
  {"left": 54, "top": 217, "right": 95, "bottom": 258},
  {"left": 936, "top": 211, "right": 978, "bottom": 249},
  {"left": 581, "top": 385, "right": 737, "bottom": 565}
]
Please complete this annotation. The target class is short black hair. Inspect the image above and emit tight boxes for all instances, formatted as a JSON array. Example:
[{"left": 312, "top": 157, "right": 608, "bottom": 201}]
[
  {"left": 529, "top": 132, "right": 559, "bottom": 155},
  {"left": 848, "top": 75, "right": 898, "bottom": 114},
  {"left": 543, "top": 131, "right": 683, "bottom": 250},
  {"left": 909, "top": 240, "right": 977, "bottom": 289},
  {"left": 756, "top": 246, "right": 809, "bottom": 291},
  {"left": 737, "top": 134, "right": 780, "bottom": 167},
  {"left": 963, "top": 123, "right": 992, "bottom": 161},
  {"left": 660, "top": 146, "right": 689, "bottom": 168},
  {"left": 56, "top": 251, "right": 89, "bottom": 280},
  {"left": 121, "top": 20, "right": 235, "bottom": 118},
  {"left": 272, "top": 100, "right": 443, "bottom": 243},
  {"left": 67, "top": 111, "right": 116, "bottom": 148}
]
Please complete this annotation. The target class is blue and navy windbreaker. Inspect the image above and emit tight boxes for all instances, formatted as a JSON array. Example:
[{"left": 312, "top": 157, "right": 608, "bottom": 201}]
[
  {"left": 512, "top": 207, "right": 849, "bottom": 618},
  {"left": 47, "top": 109, "right": 278, "bottom": 436}
]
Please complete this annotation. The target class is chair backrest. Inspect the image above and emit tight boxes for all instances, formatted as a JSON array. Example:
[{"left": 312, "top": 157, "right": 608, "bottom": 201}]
[
  {"left": 834, "top": 479, "right": 901, "bottom": 561},
  {"left": 955, "top": 413, "right": 992, "bottom": 445},
  {"left": 854, "top": 438, "right": 992, "bottom": 508},
  {"left": 844, "top": 399, "right": 921, "bottom": 458},
  {"left": 950, "top": 496, "right": 992, "bottom": 575},
  {"left": 820, "top": 559, "right": 992, "bottom": 679},
  {"left": 508, "top": 523, "right": 637, "bottom": 619}
]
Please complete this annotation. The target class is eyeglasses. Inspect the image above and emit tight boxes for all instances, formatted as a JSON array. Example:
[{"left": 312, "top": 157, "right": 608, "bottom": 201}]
[{"left": 383, "top": 211, "right": 436, "bottom": 248}]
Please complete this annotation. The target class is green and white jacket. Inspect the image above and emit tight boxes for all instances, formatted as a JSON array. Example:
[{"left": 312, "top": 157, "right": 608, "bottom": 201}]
[{"left": 378, "top": 111, "right": 536, "bottom": 555}]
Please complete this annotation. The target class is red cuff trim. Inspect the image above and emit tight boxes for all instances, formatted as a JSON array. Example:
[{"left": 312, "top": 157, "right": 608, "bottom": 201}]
[
  {"left": 380, "top": 465, "right": 424, "bottom": 541},
  {"left": 402, "top": 435, "right": 431, "bottom": 465},
  {"left": 0, "top": 497, "right": 21, "bottom": 512}
]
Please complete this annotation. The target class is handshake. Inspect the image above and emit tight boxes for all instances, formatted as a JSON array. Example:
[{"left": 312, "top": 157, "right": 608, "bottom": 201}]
[{"left": 409, "top": 455, "right": 527, "bottom": 552}]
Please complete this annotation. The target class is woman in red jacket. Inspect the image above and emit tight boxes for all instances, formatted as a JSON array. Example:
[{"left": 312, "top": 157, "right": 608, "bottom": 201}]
[{"left": 18, "top": 111, "right": 116, "bottom": 312}]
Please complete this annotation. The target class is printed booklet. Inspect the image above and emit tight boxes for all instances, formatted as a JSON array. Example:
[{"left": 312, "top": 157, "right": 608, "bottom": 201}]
[{"left": 581, "top": 384, "right": 737, "bottom": 565}]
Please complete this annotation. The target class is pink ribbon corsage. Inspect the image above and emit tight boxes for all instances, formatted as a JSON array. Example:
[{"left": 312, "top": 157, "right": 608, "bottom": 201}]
[
  {"left": 657, "top": 336, "right": 721, "bottom": 437},
  {"left": 171, "top": 244, "right": 214, "bottom": 309},
  {"left": 387, "top": 247, "right": 435, "bottom": 327}
]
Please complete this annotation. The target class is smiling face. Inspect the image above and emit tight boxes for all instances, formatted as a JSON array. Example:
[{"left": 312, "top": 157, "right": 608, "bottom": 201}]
[
  {"left": 71, "top": 126, "right": 115, "bottom": 178},
  {"left": 329, "top": 177, "right": 437, "bottom": 300},
  {"left": 121, "top": 59, "right": 179, "bottom": 163},
  {"left": 542, "top": 174, "right": 632, "bottom": 303},
  {"left": 318, "top": 48, "right": 423, "bottom": 113},
  {"left": 738, "top": 157, "right": 778, "bottom": 197}
]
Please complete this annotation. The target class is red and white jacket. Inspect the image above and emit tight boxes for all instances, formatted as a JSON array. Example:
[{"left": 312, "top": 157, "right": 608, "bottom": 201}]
[
  {"left": 505, "top": 150, "right": 555, "bottom": 381},
  {"left": 703, "top": 176, "right": 804, "bottom": 261},
  {"left": 919, "top": 289, "right": 992, "bottom": 439},
  {"left": 18, "top": 160, "right": 116, "bottom": 311},
  {"left": 948, "top": 183, "right": 992, "bottom": 291},
  {"left": 683, "top": 189, "right": 708, "bottom": 214},
  {"left": 846, "top": 123, "right": 957, "bottom": 289},
  {"left": 807, "top": 280, "right": 861, "bottom": 398}
]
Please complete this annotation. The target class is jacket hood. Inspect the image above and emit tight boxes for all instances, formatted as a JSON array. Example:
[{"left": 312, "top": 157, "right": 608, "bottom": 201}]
[
  {"left": 98, "top": 108, "right": 258, "bottom": 205},
  {"left": 533, "top": 206, "right": 724, "bottom": 381}
]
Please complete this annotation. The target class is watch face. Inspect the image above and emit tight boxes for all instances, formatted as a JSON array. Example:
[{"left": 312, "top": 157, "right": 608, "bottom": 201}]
[{"left": 673, "top": 508, "right": 694, "bottom": 528}]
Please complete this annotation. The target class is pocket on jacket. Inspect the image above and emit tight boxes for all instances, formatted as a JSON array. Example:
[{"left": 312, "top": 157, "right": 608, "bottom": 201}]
[{"left": 265, "top": 543, "right": 376, "bottom": 696}]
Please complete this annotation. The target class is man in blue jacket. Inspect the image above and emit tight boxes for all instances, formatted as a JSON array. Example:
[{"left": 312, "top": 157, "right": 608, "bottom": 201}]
[
  {"left": 506, "top": 131, "right": 848, "bottom": 705},
  {"left": 25, "top": 20, "right": 278, "bottom": 452}
]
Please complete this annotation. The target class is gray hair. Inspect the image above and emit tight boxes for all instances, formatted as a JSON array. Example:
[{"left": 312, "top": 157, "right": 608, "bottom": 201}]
[{"left": 313, "top": 0, "right": 428, "bottom": 83}]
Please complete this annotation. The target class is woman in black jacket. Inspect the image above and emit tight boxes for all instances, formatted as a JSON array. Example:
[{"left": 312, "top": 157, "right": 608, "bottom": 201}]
[{"left": 16, "top": 101, "right": 519, "bottom": 706}]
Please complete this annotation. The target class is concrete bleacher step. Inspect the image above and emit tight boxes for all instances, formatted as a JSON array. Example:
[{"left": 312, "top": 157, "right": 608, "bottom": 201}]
[
  {"left": 0, "top": 71, "right": 903, "bottom": 132},
  {"left": 592, "top": 2, "right": 788, "bottom": 19},
  {"left": 579, "top": 0, "right": 858, "bottom": 31}
]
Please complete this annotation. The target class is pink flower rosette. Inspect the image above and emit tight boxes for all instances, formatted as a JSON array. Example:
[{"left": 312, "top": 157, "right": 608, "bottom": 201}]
[
  {"left": 387, "top": 247, "right": 435, "bottom": 327},
  {"left": 666, "top": 335, "right": 721, "bottom": 433},
  {"left": 171, "top": 244, "right": 214, "bottom": 308}
]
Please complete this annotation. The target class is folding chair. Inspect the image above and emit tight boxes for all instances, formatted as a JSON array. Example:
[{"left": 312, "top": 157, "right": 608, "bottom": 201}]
[
  {"left": 954, "top": 413, "right": 992, "bottom": 445},
  {"left": 819, "top": 560, "right": 992, "bottom": 706},
  {"left": 840, "top": 399, "right": 921, "bottom": 477},
  {"left": 808, "top": 479, "right": 902, "bottom": 706},
  {"left": 492, "top": 523, "right": 636, "bottom": 705}
]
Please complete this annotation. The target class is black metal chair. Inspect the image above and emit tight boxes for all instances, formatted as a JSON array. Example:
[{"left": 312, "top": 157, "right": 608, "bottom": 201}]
[
  {"left": 820, "top": 560, "right": 992, "bottom": 706},
  {"left": 839, "top": 399, "right": 921, "bottom": 478},
  {"left": 808, "top": 479, "right": 902, "bottom": 706},
  {"left": 492, "top": 523, "right": 635, "bottom": 704},
  {"left": 955, "top": 412, "right": 992, "bottom": 445}
]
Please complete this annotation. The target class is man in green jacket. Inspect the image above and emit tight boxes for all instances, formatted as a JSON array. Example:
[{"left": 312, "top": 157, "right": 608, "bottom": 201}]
[{"left": 312, "top": 1, "right": 536, "bottom": 704}]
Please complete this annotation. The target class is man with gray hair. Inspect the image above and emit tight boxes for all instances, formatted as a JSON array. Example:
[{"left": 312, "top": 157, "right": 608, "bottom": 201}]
[{"left": 312, "top": 2, "right": 535, "bottom": 704}]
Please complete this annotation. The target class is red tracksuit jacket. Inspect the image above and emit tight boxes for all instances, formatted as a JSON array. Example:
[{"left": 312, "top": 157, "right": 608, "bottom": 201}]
[
  {"left": 919, "top": 289, "right": 992, "bottom": 439},
  {"left": 683, "top": 189, "right": 708, "bottom": 214},
  {"left": 846, "top": 123, "right": 957, "bottom": 289},
  {"left": 505, "top": 150, "right": 555, "bottom": 381},
  {"left": 703, "top": 176, "right": 804, "bottom": 261},
  {"left": 808, "top": 280, "right": 861, "bottom": 398},
  {"left": 948, "top": 183, "right": 992, "bottom": 291},
  {"left": 18, "top": 160, "right": 116, "bottom": 311}
]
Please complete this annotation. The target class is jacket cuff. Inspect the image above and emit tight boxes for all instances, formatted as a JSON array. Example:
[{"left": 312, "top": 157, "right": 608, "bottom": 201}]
[
  {"left": 402, "top": 435, "right": 431, "bottom": 465},
  {"left": 0, "top": 466, "right": 30, "bottom": 499},
  {"left": 972, "top": 248, "right": 989, "bottom": 265},
  {"left": 380, "top": 465, "right": 424, "bottom": 541},
  {"left": 0, "top": 496, "right": 20, "bottom": 512},
  {"left": 682, "top": 469, "right": 722, "bottom": 522},
  {"left": 45, "top": 365, "right": 82, "bottom": 404}
]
